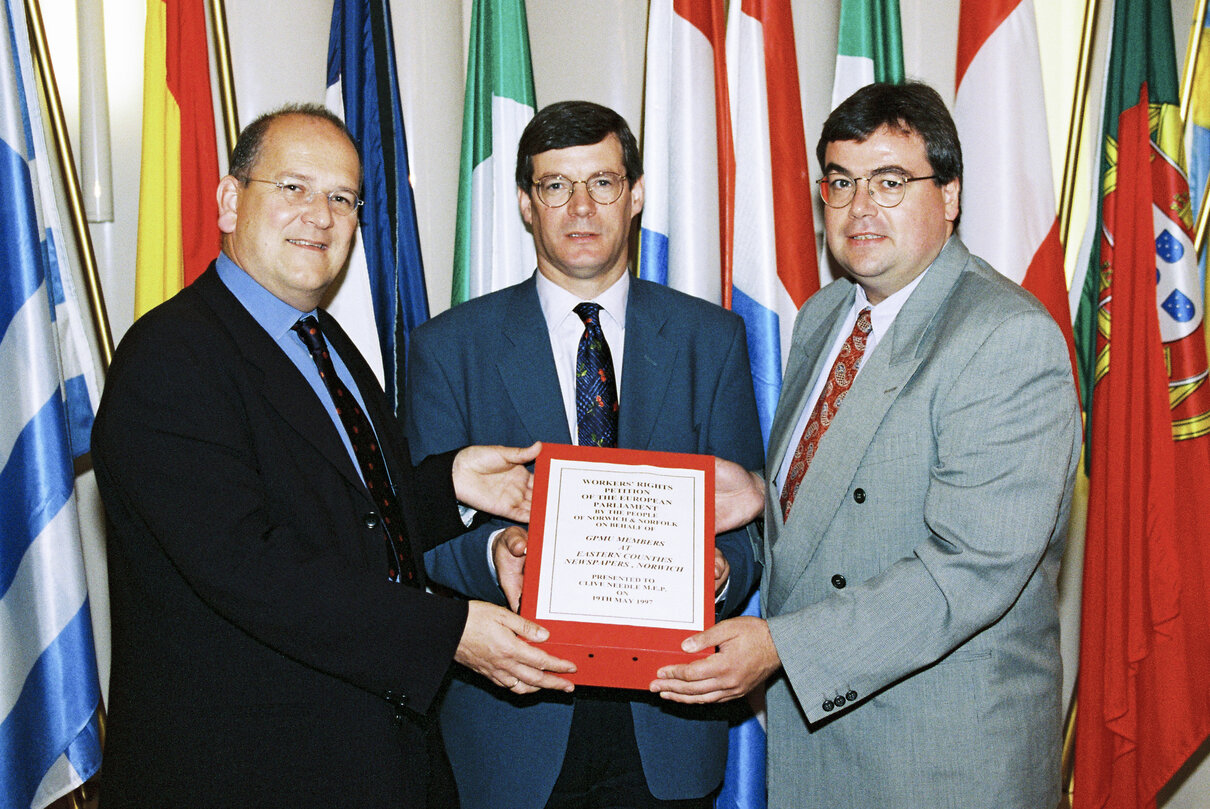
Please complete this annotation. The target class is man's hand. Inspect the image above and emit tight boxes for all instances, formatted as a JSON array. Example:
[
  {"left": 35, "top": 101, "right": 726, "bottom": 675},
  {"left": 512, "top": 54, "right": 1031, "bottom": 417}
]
[
  {"left": 713, "top": 548, "right": 729, "bottom": 597},
  {"left": 715, "top": 457, "right": 764, "bottom": 533},
  {"left": 648, "top": 616, "right": 780, "bottom": 704},
  {"left": 493, "top": 526, "right": 529, "bottom": 612},
  {"left": 455, "top": 601, "right": 576, "bottom": 694},
  {"left": 452, "top": 442, "right": 541, "bottom": 522}
]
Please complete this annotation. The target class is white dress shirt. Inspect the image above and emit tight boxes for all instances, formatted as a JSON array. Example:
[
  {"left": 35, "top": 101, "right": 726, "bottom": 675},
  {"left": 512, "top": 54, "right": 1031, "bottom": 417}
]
[{"left": 775, "top": 270, "right": 928, "bottom": 494}]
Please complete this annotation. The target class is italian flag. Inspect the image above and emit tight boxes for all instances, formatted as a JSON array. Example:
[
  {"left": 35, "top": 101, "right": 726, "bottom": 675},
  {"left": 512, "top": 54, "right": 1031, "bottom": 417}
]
[
  {"left": 451, "top": 0, "right": 536, "bottom": 306},
  {"left": 134, "top": 0, "right": 219, "bottom": 318},
  {"left": 829, "top": 0, "right": 903, "bottom": 111}
]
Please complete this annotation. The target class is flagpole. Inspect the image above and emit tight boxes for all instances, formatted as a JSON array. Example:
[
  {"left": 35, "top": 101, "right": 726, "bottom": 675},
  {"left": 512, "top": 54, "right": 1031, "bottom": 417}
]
[
  {"left": 1184, "top": 0, "right": 1210, "bottom": 255},
  {"left": 1058, "top": 0, "right": 1101, "bottom": 249},
  {"left": 208, "top": 0, "right": 238, "bottom": 157},
  {"left": 24, "top": 0, "right": 114, "bottom": 368}
]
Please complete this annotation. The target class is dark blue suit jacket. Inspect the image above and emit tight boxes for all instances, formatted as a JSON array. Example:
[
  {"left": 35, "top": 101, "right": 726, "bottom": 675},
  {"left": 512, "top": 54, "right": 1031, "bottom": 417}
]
[{"left": 404, "top": 273, "right": 764, "bottom": 808}]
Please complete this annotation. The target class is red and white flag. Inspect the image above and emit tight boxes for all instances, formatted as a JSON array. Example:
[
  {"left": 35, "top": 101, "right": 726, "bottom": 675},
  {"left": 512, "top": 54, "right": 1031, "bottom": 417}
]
[{"left": 954, "top": 0, "right": 1077, "bottom": 378}]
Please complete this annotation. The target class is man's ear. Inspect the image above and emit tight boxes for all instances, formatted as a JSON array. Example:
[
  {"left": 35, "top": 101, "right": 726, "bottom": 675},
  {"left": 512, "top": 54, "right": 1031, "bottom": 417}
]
[
  {"left": 518, "top": 186, "right": 534, "bottom": 227},
  {"left": 629, "top": 175, "right": 644, "bottom": 217},
  {"left": 216, "top": 175, "right": 240, "bottom": 234}
]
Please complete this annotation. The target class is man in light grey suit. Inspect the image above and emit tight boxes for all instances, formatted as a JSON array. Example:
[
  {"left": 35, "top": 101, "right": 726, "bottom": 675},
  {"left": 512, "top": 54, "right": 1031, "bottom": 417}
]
[
  {"left": 651, "top": 82, "right": 1082, "bottom": 808},
  {"left": 404, "top": 101, "right": 764, "bottom": 809}
]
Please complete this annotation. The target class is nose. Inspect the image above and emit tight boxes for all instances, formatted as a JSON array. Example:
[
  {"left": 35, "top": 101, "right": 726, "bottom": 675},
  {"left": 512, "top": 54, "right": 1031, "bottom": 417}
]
[
  {"left": 566, "top": 181, "right": 596, "bottom": 216},
  {"left": 848, "top": 178, "right": 878, "bottom": 217},
  {"left": 300, "top": 192, "right": 335, "bottom": 227}
]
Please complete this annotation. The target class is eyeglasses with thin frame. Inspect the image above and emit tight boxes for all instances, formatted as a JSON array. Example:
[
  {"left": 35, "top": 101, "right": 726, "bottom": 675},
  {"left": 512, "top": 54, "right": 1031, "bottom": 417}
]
[
  {"left": 817, "top": 170, "right": 938, "bottom": 209},
  {"left": 531, "top": 172, "right": 627, "bottom": 208},
  {"left": 243, "top": 177, "right": 364, "bottom": 217}
]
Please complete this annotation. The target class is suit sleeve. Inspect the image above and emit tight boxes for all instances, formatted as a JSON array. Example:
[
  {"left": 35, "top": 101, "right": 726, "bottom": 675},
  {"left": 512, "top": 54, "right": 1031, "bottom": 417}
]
[
  {"left": 92, "top": 319, "right": 468, "bottom": 713},
  {"left": 405, "top": 322, "right": 513, "bottom": 605},
  {"left": 766, "top": 308, "right": 1080, "bottom": 723}
]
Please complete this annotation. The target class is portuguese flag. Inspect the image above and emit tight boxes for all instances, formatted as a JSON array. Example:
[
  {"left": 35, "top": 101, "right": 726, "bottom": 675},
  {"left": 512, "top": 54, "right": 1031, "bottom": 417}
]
[{"left": 1073, "top": 0, "right": 1210, "bottom": 805}]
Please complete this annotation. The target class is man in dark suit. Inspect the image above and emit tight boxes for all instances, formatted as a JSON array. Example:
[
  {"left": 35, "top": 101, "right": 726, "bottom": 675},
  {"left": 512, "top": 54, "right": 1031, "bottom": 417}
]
[
  {"left": 404, "top": 101, "right": 764, "bottom": 809},
  {"left": 91, "top": 104, "right": 576, "bottom": 809},
  {"left": 650, "top": 83, "right": 1081, "bottom": 808}
]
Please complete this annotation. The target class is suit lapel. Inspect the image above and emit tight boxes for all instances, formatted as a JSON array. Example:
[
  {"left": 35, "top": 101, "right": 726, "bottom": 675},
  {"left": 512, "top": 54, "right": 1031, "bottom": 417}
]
[
  {"left": 766, "top": 239, "right": 970, "bottom": 610},
  {"left": 497, "top": 278, "right": 573, "bottom": 444},
  {"left": 193, "top": 269, "right": 366, "bottom": 492},
  {"left": 618, "top": 279, "right": 677, "bottom": 450},
  {"left": 766, "top": 285, "right": 855, "bottom": 477}
]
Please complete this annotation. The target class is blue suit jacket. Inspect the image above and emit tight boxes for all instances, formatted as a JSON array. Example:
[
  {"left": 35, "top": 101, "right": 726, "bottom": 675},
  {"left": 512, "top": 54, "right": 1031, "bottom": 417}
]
[{"left": 404, "top": 273, "right": 764, "bottom": 807}]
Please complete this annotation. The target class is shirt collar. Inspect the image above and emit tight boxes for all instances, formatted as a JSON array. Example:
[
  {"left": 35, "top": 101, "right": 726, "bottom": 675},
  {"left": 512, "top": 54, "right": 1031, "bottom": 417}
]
[
  {"left": 536, "top": 269, "right": 630, "bottom": 333},
  {"left": 215, "top": 252, "right": 314, "bottom": 339}
]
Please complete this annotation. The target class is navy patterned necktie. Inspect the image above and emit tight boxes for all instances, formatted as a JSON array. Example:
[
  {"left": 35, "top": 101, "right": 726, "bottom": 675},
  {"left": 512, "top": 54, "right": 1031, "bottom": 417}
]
[
  {"left": 292, "top": 316, "right": 417, "bottom": 585},
  {"left": 573, "top": 302, "right": 618, "bottom": 448}
]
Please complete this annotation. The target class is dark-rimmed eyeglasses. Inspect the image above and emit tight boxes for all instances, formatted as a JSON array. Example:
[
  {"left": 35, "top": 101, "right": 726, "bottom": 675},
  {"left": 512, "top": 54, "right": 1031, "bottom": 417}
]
[
  {"left": 817, "top": 171, "right": 938, "bottom": 209},
  {"left": 243, "top": 177, "right": 364, "bottom": 217},
  {"left": 532, "top": 172, "right": 627, "bottom": 208}
]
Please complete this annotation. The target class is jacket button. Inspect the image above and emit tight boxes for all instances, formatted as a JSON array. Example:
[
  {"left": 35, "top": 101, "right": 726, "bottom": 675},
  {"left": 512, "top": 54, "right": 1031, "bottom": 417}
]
[
  {"left": 822, "top": 699, "right": 835, "bottom": 712},
  {"left": 846, "top": 690, "right": 858, "bottom": 702},
  {"left": 364, "top": 512, "right": 380, "bottom": 529},
  {"left": 831, "top": 574, "right": 846, "bottom": 589},
  {"left": 834, "top": 694, "right": 846, "bottom": 707},
  {"left": 853, "top": 488, "right": 866, "bottom": 503}
]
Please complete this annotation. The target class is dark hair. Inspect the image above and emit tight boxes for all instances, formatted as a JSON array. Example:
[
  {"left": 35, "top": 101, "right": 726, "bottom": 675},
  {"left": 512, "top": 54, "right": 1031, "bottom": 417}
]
[
  {"left": 228, "top": 103, "right": 359, "bottom": 181},
  {"left": 515, "top": 101, "right": 642, "bottom": 190},
  {"left": 817, "top": 81, "right": 962, "bottom": 188}
]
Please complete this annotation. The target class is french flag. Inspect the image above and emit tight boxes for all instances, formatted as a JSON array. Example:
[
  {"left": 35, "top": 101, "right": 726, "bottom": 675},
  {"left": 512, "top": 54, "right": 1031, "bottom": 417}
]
[
  {"left": 726, "top": 0, "right": 818, "bottom": 446},
  {"left": 954, "top": 0, "right": 1077, "bottom": 379},
  {"left": 639, "top": 0, "right": 731, "bottom": 305}
]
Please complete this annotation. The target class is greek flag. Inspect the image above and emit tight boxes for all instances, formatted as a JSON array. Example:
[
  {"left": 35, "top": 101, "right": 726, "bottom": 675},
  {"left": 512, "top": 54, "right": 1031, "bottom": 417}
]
[{"left": 1, "top": 0, "right": 103, "bottom": 805}]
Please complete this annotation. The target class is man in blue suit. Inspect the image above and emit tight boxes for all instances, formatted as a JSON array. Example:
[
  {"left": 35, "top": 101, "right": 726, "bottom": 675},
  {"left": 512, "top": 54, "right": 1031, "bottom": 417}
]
[{"left": 404, "top": 101, "right": 764, "bottom": 809}]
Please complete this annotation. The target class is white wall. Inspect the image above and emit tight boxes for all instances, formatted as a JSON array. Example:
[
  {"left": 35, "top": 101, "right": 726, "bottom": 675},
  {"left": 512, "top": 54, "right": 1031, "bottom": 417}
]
[{"left": 39, "top": 0, "right": 1209, "bottom": 804}]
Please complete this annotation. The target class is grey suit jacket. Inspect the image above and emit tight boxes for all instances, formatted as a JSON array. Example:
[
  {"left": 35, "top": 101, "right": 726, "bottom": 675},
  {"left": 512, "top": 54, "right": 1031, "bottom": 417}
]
[
  {"left": 760, "top": 238, "right": 1081, "bottom": 809},
  {"left": 404, "top": 273, "right": 764, "bottom": 808}
]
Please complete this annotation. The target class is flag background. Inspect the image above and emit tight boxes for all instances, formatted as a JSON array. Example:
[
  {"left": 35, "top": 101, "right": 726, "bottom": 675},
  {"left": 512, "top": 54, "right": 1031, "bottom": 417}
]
[
  {"left": 133, "top": 0, "right": 219, "bottom": 319},
  {"left": 1073, "top": 0, "right": 1210, "bottom": 806},
  {"left": 2, "top": 0, "right": 103, "bottom": 805},
  {"left": 30, "top": 0, "right": 1210, "bottom": 805},
  {"left": 451, "top": 0, "right": 537, "bottom": 306},
  {"left": 325, "top": 0, "right": 429, "bottom": 411}
]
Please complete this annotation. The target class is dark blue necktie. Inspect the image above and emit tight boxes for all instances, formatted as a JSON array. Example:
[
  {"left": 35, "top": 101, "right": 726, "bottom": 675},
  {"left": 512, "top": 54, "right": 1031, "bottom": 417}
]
[
  {"left": 292, "top": 316, "right": 417, "bottom": 585},
  {"left": 573, "top": 302, "right": 618, "bottom": 448}
]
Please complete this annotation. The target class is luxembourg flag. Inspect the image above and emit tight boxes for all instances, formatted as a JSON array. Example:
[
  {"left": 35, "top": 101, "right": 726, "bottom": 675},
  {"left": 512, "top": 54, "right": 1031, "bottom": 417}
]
[
  {"left": 2, "top": 0, "right": 103, "bottom": 805},
  {"left": 639, "top": 0, "right": 731, "bottom": 305},
  {"left": 726, "top": 0, "right": 818, "bottom": 447},
  {"left": 954, "top": 0, "right": 1077, "bottom": 378}
]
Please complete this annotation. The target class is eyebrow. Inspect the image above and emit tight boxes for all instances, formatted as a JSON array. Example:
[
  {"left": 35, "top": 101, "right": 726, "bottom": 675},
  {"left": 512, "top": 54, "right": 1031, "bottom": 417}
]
[
  {"left": 274, "top": 172, "right": 359, "bottom": 193},
  {"left": 822, "top": 163, "right": 912, "bottom": 176}
]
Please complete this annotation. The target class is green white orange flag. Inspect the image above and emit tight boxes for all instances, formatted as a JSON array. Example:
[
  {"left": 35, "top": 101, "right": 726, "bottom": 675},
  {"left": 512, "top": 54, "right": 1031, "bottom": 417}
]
[
  {"left": 134, "top": 0, "right": 219, "bottom": 318},
  {"left": 451, "top": 0, "right": 536, "bottom": 306},
  {"left": 1073, "top": 0, "right": 1210, "bottom": 805},
  {"left": 829, "top": 0, "right": 903, "bottom": 110}
]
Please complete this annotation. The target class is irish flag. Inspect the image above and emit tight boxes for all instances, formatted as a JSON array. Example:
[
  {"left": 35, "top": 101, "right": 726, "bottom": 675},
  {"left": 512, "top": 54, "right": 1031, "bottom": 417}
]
[
  {"left": 451, "top": 0, "right": 536, "bottom": 306},
  {"left": 953, "top": 0, "right": 1076, "bottom": 378},
  {"left": 639, "top": 0, "right": 731, "bottom": 305},
  {"left": 134, "top": 0, "right": 219, "bottom": 318}
]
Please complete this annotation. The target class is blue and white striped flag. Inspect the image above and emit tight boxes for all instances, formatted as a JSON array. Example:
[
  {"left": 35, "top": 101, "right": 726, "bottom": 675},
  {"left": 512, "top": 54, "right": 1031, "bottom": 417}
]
[
  {"left": 325, "top": 0, "right": 429, "bottom": 414},
  {"left": 1, "top": 0, "right": 104, "bottom": 805}
]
